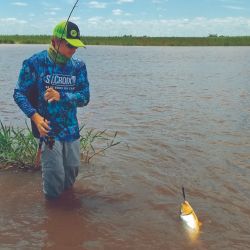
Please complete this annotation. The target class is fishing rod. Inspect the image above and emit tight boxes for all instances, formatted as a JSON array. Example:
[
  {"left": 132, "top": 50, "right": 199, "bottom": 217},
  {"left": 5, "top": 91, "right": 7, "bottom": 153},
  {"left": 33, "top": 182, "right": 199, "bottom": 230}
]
[{"left": 34, "top": 0, "right": 80, "bottom": 168}]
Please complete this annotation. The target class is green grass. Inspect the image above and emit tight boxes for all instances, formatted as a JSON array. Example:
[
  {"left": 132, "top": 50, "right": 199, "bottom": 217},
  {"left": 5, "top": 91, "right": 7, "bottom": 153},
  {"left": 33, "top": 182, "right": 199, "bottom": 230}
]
[
  {"left": 0, "top": 121, "right": 120, "bottom": 169},
  {"left": 79, "top": 125, "right": 120, "bottom": 163},
  {"left": 0, "top": 121, "right": 37, "bottom": 168},
  {"left": 1, "top": 35, "right": 250, "bottom": 46}
]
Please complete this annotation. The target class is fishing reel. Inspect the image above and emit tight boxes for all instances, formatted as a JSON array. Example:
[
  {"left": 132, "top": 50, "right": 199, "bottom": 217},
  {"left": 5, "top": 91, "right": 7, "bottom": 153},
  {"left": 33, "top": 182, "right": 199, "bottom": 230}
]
[{"left": 44, "top": 136, "right": 55, "bottom": 150}]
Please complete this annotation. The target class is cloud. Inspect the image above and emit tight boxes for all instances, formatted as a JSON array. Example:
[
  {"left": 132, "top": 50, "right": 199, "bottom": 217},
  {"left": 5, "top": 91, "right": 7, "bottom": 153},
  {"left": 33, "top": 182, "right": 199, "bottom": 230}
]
[
  {"left": 88, "top": 1, "right": 107, "bottom": 8},
  {"left": 0, "top": 17, "right": 27, "bottom": 24},
  {"left": 87, "top": 16, "right": 104, "bottom": 25},
  {"left": 1, "top": 14, "right": 250, "bottom": 36},
  {"left": 50, "top": 7, "right": 61, "bottom": 11},
  {"left": 71, "top": 16, "right": 81, "bottom": 22},
  {"left": 11, "top": 2, "right": 28, "bottom": 6},
  {"left": 152, "top": 0, "right": 168, "bottom": 3},
  {"left": 224, "top": 5, "right": 245, "bottom": 10},
  {"left": 0, "top": 17, "right": 28, "bottom": 34},
  {"left": 219, "top": 0, "right": 237, "bottom": 2},
  {"left": 81, "top": 16, "right": 250, "bottom": 36},
  {"left": 44, "top": 11, "right": 57, "bottom": 16},
  {"left": 112, "top": 8, "right": 131, "bottom": 16},
  {"left": 112, "top": 9, "right": 124, "bottom": 15},
  {"left": 44, "top": 7, "right": 61, "bottom": 15},
  {"left": 117, "top": 0, "right": 134, "bottom": 4}
]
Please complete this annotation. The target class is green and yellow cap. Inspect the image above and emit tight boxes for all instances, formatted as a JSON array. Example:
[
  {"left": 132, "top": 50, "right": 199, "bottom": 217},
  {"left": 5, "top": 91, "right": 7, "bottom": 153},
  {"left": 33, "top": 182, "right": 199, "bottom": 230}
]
[{"left": 53, "top": 20, "right": 85, "bottom": 48}]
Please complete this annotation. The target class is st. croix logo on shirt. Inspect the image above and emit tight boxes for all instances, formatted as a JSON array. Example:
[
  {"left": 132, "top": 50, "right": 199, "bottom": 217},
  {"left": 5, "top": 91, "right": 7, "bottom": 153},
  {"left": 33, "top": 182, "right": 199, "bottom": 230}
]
[{"left": 44, "top": 74, "right": 76, "bottom": 91}]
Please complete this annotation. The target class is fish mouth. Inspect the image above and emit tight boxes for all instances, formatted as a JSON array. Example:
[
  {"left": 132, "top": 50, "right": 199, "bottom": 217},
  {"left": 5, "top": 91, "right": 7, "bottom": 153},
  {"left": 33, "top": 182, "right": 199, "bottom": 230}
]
[{"left": 180, "top": 211, "right": 193, "bottom": 216}]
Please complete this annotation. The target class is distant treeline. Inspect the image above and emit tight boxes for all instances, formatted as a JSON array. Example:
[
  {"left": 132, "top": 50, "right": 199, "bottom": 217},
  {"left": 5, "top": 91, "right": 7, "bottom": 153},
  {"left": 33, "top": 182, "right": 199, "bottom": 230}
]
[{"left": 1, "top": 35, "right": 250, "bottom": 46}]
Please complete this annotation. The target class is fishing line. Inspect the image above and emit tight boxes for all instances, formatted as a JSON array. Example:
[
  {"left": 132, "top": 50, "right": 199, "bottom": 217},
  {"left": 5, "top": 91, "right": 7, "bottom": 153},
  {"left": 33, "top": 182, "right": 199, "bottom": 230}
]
[{"left": 182, "top": 186, "right": 186, "bottom": 201}]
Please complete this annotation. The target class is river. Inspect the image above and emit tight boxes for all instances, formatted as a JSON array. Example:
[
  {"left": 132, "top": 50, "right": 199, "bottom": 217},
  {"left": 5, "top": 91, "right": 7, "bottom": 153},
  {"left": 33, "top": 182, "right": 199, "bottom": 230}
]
[{"left": 0, "top": 45, "right": 250, "bottom": 249}]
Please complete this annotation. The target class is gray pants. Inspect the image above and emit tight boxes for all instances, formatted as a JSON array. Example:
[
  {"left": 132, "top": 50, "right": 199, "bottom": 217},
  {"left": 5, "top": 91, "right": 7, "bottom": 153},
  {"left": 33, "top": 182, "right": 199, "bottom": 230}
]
[{"left": 41, "top": 139, "right": 80, "bottom": 199}]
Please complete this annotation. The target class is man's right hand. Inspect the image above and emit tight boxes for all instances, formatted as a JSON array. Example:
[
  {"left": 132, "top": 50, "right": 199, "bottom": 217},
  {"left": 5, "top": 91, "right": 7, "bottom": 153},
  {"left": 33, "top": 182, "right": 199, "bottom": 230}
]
[{"left": 31, "top": 113, "right": 50, "bottom": 137}]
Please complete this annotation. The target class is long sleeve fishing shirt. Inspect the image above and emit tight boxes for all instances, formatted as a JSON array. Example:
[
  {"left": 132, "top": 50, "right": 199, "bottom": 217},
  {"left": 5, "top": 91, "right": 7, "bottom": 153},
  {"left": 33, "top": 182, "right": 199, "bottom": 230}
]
[{"left": 13, "top": 50, "right": 90, "bottom": 141}]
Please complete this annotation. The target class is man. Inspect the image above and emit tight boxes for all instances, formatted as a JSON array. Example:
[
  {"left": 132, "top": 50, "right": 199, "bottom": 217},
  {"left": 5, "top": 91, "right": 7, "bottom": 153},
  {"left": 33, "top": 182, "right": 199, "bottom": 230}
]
[{"left": 13, "top": 20, "right": 90, "bottom": 199}]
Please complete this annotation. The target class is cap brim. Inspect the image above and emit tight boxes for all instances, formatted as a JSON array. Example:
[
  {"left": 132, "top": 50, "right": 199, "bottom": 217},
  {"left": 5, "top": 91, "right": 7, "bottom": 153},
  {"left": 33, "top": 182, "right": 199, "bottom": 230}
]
[{"left": 65, "top": 38, "right": 85, "bottom": 48}]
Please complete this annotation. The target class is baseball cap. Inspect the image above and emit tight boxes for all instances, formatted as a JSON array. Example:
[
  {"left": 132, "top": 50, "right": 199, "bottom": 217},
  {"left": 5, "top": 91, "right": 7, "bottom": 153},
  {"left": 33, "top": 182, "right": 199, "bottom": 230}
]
[{"left": 53, "top": 20, "right": 85, "bottom": 48}]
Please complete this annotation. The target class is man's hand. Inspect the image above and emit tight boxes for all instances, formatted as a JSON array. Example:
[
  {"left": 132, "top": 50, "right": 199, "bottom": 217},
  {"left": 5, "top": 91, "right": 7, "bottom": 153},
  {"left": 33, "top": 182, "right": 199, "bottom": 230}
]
[
  {"left": 44, "top": 88, "right": 60, "bottom": 103},
  {"left": 31, "top": 113, "right": 50, "bottom": 137}
]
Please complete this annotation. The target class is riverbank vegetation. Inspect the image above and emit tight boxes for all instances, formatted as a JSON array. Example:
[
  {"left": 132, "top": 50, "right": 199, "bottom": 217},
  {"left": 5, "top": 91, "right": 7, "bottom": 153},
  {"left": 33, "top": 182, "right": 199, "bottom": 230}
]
[
  {"left": 0, "top": 121, "right": 120, "bottom": 170},
  {"left": 0, "top": 35, "right": 250, "bottom": 46}
]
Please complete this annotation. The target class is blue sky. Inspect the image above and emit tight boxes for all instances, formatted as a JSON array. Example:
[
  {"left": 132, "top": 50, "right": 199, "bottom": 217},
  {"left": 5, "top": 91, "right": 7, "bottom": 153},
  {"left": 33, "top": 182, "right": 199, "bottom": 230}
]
[{"left": 0, "top": 0, "right": 250, "bottom": 36}]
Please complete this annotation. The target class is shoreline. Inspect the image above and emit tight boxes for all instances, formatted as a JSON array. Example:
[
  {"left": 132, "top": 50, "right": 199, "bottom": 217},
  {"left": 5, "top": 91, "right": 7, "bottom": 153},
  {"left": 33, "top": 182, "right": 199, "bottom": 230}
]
[{"left": 1, "top": 35, "right": 250, "bottom": 46}]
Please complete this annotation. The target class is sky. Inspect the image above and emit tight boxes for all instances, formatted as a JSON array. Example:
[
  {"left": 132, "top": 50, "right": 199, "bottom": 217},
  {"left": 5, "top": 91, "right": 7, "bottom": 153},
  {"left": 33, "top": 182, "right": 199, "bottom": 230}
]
[{"left": 0, "top": 0, "right": 250, "bottom": 37}]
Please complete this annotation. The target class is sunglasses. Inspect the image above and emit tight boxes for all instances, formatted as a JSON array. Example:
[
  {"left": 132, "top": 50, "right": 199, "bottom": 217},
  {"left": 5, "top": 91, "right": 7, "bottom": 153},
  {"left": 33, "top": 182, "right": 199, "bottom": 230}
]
[{"left": 64, "top": 41, "right": 78, "bottom": 49}]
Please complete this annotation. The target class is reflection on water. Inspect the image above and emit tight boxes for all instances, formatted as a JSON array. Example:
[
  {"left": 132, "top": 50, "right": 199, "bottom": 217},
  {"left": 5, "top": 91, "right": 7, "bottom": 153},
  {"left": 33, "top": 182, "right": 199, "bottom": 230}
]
[{"left": 0, "top": 45, "right": 250, "bottom": 249}]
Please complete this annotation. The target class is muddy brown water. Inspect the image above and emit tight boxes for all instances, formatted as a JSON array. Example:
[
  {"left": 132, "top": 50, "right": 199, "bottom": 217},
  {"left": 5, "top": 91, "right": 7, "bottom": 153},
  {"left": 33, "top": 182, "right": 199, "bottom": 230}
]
[{"left": 0, "top": 45, "right": 250, "bottom": 249}]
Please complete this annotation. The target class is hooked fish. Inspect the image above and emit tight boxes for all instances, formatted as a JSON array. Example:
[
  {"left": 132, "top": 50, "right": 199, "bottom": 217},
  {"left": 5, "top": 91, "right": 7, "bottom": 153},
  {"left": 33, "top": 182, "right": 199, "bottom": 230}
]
[
  {"left": 180, "top": 187, "right": 201, "bottom": 231},
  {"left": 180, "top": 200, "right": 200, "bottom": 230}
]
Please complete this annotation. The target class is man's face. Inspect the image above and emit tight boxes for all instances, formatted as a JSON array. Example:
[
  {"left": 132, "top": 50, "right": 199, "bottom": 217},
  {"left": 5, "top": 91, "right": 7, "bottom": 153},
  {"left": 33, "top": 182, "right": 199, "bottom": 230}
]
[{"left": 55, "top": 39, "right": 78, "bottom": 58}]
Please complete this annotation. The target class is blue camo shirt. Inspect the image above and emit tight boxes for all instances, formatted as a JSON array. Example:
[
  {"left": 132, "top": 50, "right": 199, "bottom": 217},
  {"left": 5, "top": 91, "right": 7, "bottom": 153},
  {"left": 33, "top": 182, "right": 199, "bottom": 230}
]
[{"left": 13, "top": 50, "right": 90, "bottom": 141}]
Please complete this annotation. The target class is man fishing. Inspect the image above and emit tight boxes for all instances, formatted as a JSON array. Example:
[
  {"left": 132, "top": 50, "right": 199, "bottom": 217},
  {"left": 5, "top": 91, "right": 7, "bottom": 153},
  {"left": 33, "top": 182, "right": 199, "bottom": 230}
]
[{"left": 13, "top": 20, "right": 90, "bottom": 199}]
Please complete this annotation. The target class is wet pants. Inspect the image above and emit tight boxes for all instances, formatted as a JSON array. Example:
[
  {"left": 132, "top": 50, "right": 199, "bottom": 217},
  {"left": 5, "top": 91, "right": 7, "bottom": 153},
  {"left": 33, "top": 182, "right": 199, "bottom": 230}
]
[{"left": 41, "top": 139, "right": 80, "bottom": 199}]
